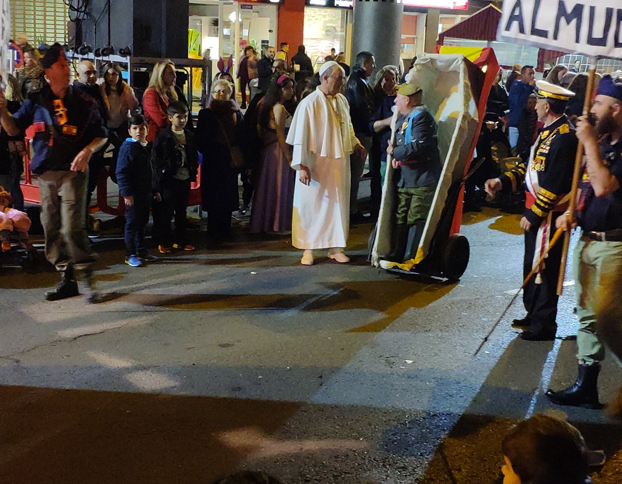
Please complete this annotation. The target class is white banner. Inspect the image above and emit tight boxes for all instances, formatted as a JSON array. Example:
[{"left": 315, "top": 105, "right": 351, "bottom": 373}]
[
  {"left": 0, "top": 0, "right": 9, "bottom": 75},
  {"left": 497, "top": 0, "right": 622, "bottom": 58}
]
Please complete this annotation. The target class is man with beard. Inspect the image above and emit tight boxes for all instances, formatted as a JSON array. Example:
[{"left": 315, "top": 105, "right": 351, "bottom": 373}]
[
  {"left": 485, "top": 80, "right": 577, "bottom": 341},
  {"left": 257, "top": 46, "right": 276, "bottom": 94},
  {"left": 545, "top": 75, "right": 622, "bottom": 415}
]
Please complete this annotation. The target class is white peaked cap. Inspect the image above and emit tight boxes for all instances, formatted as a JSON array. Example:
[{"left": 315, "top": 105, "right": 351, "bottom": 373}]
[{"left": 319, "top": 61, "right": 340, "bottom": 77}]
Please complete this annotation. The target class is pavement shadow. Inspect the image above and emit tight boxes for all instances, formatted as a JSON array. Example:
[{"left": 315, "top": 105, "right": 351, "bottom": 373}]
[
  {"left": 0, "top": 385, "right": 302, "bottom": 484},
  {"left": 402, "top": 337, "right": 553, "bottom": 483},
  {"left": 403, "top": 336, "right": 622, "bottom": 484},
  {"left": 114, "top": 279, "right": 454, "bottom": 333}
]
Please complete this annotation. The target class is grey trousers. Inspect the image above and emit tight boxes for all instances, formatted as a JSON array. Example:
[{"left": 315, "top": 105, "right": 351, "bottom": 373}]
[
  {"left": 350, "top": 135, "right": 373, "bottom": 215},
  {"left": 38, "top": 170, "right": 96, "bottom": 272}
]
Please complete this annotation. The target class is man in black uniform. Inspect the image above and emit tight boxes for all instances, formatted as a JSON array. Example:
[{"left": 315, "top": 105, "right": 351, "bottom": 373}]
[
  {"left": 0, "top": 44, "right": 108, "bottom": 302},
  {"left": 546, "top": 75, "right": 622, "bottom": 415},
  {"left": 485, "top": 80, "right": 578, "bottom": 341}
]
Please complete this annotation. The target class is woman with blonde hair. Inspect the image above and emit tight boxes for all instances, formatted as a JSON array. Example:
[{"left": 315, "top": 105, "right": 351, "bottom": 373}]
[
  {"left": 16, "top": 48, "right": 46, "bottom": 98},
  {"left": 143, "top": 60, "right": 178, "bottom": 142}
]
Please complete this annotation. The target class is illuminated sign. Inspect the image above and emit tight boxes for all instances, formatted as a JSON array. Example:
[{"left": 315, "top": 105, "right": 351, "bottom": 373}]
[
  {"left": 306, "top": 0, "right": 468, "bottom": 8},
  {"left": 403, "top": 0, "right": 468, "bottom": 8}
]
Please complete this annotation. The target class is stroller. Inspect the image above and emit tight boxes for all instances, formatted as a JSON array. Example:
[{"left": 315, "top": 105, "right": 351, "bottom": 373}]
[{"left": 0, "top": 186, "right": 38, "bottom": 270}]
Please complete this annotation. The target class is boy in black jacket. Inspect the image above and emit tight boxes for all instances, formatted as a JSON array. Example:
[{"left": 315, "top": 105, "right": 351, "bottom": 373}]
[
  {"left": 151, "top": 101, "right": 199, "bottom": 252},
  {"left": 116, "top": 115, "right": 157, "bottom": 267}
]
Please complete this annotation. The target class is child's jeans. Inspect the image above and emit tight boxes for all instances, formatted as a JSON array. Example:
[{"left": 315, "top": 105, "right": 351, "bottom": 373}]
[
  {"left": 152, "top": 178, "right": 191, "bottom": 248},
  {"left": 124, "top": 195, "right": 151, "bottom": 257}
]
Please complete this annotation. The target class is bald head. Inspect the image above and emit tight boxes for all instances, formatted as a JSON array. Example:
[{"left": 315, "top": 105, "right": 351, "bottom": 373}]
[{"left": 76, "top": 60, "right": 98, "bottom": 86}]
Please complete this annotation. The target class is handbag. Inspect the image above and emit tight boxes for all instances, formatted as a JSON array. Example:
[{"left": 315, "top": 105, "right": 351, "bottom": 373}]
[{"left": 217, "top": 112, "right": 245, "bottom": 169}]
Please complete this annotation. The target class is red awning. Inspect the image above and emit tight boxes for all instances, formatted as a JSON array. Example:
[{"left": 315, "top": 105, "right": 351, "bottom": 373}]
[{"left": 438, "top": 4, "right": 501, "bottom": 45}]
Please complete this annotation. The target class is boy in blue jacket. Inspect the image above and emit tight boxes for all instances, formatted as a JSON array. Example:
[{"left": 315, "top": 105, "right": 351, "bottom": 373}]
[
  {"left": 151, "top": 101, "right": 199, "bottom": 252},
  {"left": 116, "top": 115, "right": 157, "bottom": 267}
]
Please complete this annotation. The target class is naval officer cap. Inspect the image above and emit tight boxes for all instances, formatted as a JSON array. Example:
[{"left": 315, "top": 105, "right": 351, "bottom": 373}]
[
  {"left": 535, "top": 80, "right": 575, "bottom": 101},
  {"left": 397, "top": 83, "right": 422, "bottom": 96},
  {"left": 597, "top": 75, "right": 622, "bottom": 102}
]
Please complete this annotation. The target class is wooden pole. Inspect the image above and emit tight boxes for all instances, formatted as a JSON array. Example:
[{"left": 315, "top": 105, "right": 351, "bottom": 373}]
[
  {"left": 556, "top": 58, "right": 598, "bottom": 296},
  {"left": 474, "top": 227, "right": 565, "bottom": 356}
]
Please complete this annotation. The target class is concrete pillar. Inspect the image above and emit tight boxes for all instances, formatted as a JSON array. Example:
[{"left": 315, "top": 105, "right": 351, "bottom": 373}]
[
  {"left": 424, "top": 8, "right": 440, "bottom": 54},
  {"left": 350, "top": 0, "right": 403, "bottom": 76}
]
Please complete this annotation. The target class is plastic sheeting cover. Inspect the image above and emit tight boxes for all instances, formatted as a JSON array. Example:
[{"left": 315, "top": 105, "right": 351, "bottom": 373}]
[{"left": 371, "top": 53, "right": 479, "bottom": 267}]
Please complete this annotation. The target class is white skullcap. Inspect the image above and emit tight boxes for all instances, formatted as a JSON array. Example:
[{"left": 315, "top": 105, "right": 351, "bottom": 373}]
[{"left": 319, "top": 61, "right": 340, "bottom": 77}]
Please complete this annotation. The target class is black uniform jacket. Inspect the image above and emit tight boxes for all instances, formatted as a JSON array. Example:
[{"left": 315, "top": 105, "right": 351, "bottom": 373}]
[
  {"left": 500, "top": 115, "right": 578, "bottom": 226},
  {"left": 345, "top": 65, "right": 375, "bottom": 136}
]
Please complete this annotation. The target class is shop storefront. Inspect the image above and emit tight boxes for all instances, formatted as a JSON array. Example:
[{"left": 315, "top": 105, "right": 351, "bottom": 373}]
[
  {"left": 302, "top": 1, "right": 352, "bottom": 69},
  {"left": 190, "top": 0, "right": 280, "bottom": 82}
]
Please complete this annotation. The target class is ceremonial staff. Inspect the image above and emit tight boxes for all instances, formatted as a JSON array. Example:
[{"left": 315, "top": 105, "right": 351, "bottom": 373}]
[
  {"left": 556, "top": 58, "right": 597, "bottom": 295},
  {"left": 473, "top": 0, "right": 622, "bottom": 354}
]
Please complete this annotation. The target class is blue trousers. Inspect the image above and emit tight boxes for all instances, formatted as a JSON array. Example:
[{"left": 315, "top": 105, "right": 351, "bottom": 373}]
[{"left": 124, "top": 194, "right": 151, "bottom": 257}]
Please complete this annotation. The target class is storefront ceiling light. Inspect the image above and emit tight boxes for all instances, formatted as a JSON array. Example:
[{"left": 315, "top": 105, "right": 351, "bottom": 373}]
[
  {"left": 309, "top": 0, "right": 327, "bottom": 4},
  {"left": 228, "top": 11, "right": 237, "bottom": 22},
  {"left": 269, "top": 0, "right": 280, "bottom": 3}
]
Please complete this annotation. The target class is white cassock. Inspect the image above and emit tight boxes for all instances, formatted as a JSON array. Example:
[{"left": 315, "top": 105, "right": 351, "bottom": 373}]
[{"left": 286, "top": 88, "right": 359, "bottom": 250}]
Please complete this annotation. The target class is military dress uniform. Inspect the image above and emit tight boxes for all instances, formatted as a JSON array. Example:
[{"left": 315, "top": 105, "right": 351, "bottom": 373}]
[
  {"left": 546, "top": 75, "right": 622, "bottom": 410},
  {"left": 499, "top": 81, "right": 578, "bottom": 340}
]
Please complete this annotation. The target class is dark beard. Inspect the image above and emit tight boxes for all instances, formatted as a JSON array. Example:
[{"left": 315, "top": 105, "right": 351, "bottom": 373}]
[{"left": 596, "top": 110, "right": 618, "bottom": 138}]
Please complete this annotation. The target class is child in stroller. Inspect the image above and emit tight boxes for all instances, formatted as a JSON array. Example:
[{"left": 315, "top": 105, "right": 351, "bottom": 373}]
[{"left": 0, "top": 186, "right": 37, "bottom": 261}]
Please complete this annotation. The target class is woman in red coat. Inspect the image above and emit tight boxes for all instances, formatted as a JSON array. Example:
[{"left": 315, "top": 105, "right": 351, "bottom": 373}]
[{"left": 143, "top": 60, "right": 178, "bottom": 142}]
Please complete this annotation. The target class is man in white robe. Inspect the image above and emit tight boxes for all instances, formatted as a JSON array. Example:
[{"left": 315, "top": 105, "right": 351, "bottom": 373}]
[{"left": 287, "top": 62, "right": 366, "bottom": 265}]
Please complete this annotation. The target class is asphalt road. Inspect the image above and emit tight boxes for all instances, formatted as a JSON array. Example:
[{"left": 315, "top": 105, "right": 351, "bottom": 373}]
[{"left": 0, "top": 206, "right": 620, "bottom": 484}]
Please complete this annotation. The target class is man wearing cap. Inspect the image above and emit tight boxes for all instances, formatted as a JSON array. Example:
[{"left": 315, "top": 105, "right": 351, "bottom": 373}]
[
  {"left": 380, "top": 83, "right": 441, "bottom": 269},
  {"left": 546, "top": 75, "right": 622, "bottom": 414},
  {"left": 286, "top": 61, "right": 366, "bottom": 266},
  {"left": 0, "top": 43, "right": 108, "bottom": 303},
  {"left": 486, "top": 80, "right": 577, "bottom": 341}
]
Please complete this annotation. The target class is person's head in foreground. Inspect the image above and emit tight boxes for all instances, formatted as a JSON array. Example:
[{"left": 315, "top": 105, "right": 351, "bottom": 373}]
[
  {"left": 212, "top": 471, "right": 284, "bottom": 484},
  {"left": 501, "top": 415, "right": 589, "bottom": 484}
]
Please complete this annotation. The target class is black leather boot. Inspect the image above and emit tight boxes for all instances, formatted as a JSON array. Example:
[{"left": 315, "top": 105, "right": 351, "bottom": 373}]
[
  {"left": 45, "top": 266, "right": 79, "bottom": 301},
  {"left": 388, "top": 224, "right": 409, "bottom": 262},
  {"left": 545, "top": 364, "right": 603, "bottom": 409}
]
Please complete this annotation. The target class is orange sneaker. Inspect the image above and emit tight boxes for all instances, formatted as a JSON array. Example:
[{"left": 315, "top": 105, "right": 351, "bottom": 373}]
[
  {"left": 1, "top": 241, "right": 10, "bottom": 252},
  {"left": 158, "top": 245, "right": 173, "bottom": 254},
  {"left": 173, "top": 243, "right": 195, "bottom": 251}
]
